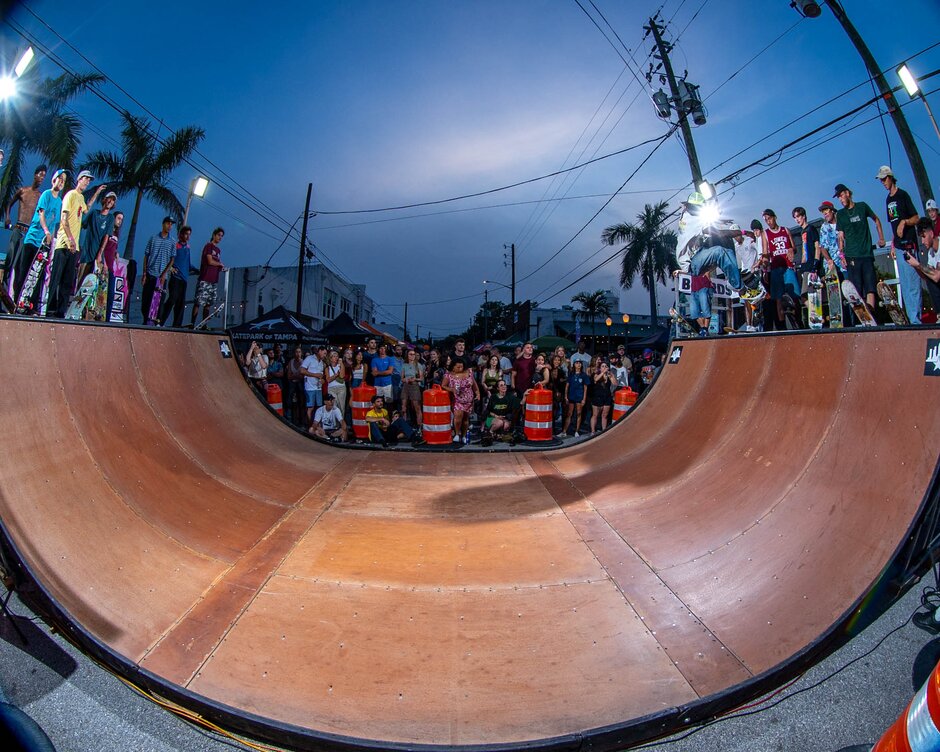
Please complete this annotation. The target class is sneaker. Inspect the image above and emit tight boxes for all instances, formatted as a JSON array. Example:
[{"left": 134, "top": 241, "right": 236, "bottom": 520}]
[
  {"left": 742, "top": 324, "right": 757, "bottom": 332},
  {"left": 574, "top": 432, "right": 580, "bottom": 437},
  {"left": 913, "top": 609, "right": 940, "bottom": 635},
  {"left": 698, "top": 328, "right": 708, "bottom": 337}
]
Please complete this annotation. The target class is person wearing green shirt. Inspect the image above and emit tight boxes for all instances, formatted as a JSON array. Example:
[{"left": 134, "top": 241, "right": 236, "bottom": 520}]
[{"left": 834, "top": 182, "right": 885, "bottom": 311}]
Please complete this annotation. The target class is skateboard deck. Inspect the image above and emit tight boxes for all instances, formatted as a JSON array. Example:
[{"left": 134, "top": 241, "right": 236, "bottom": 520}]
[
  {"left": 87, "top": 268, "right": 108, "bottom": 321},
  {"left": 825, "top": 269, "right": 843, "bottom": 328},
  {"left": 109, "top": 257, "right": 129, "bottom": 323},
  {"left": 841, "top": 280, "right": 876, "bottom": 327},
  {"left": 147, "top": 281, "right": 164, "bottom": 325},
  {"left": 65, "top": 274, "right": 98, "bottom": 320},
  {"left": 807, "top": 287, "right": 824, "bottom": 330},
  {"left": 15, "top": 248, "right": 48, "bottom": 314},
  {"left": 195, "top": 301, "right": 225, "bottom": 330},
  {"left": 668, "top": 307, "right": 698, "bottom": 337},
  {"left": 876, "top": 281, "right": 908, "bottom": 326}
]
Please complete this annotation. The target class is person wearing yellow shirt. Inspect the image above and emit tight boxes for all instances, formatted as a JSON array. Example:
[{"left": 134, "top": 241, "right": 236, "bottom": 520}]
[
  {"left": 47, "top": 170, "right": 105, "bottom": 317},
  {"left": 365, "top": 395, "right": 422, "bottom": 447}
]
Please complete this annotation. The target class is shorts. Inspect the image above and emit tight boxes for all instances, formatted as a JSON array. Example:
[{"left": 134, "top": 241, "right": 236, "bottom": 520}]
[
  {"left": 845, "top": 257, "right": 876, "bottom": 298},
  {"left": 374, "top": 384, "right": 393, "bottom": 401},
  {"left": 783, "top": 268, "right": 801, "bottom": 298},
  {"left": 689, "top": 288, "right": 712, "bottom": 319},
  {"left": 800, "top": 271, "right": 815, "bottom": 296},
  {"left": 401, "top": 383, "right": 422, "bottom": 403},
  {"left": 196, "top": 280, "right": 218, "bottom": 307},
  {"left": 305, "top": 389, "right": 324, "bottom": 409}
]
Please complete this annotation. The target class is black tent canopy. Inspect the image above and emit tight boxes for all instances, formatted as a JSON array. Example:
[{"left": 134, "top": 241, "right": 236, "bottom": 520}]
[
  {"left": 319, "top": 311, "right": 371, "bottom": 344},
  {"left": 228, "top": 306, "right": 327, "bottom": 346}
]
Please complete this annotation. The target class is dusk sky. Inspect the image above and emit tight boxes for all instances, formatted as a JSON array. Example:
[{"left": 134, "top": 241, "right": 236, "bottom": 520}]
[{"left": 4, "top": 0, "right": 940, "bottom": 337}]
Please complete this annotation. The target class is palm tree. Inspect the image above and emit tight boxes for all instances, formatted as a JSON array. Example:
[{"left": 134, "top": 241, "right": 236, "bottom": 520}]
[
  {"left": 83, "top": 111, "right": 205, "bottom": 259},
  {"left": 571, "top": 289, "right": 611, "bottom": 354},
  {"left": 0, "top": 69, "right": 104, "bottom": 213},
  {"left": 602, "top": 201, "right": 678, "bottom": 328}
]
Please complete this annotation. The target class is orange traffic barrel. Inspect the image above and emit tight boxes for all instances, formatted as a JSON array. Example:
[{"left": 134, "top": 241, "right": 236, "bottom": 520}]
[
  {"left": 422, "top": 385, "right": 452, "bottom": 445},
  {"left": 612, "top": 387, "right": 637, "bottom": 422},
  {"left": 872, "top": 657, "right": 940, "bottom": 752},
  {"left": 266, "top": 383, "right": 283, "bottom": 416},
  {"left": 524, "top": 385, "right": 553, "bottom": 442},
  {"left": 351, "top": 384, "right": 377, "bottom": 440}
]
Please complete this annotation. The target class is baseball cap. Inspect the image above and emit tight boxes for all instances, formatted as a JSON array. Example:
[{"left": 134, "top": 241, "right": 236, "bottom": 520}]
[
  {"left": 729, "top": 222, "right": 740, "bottom": 231},
  {"left": 818, "top": 200, "right": 836, "bottom": 212},
  {"left": 76, "top": 169, "right": 94, "bottom": 180},
  {"left": 833, "top": 183, "right": 850, "bottom": 197},
  {"left": 643, "top": 348, "right": 653, "bottom": 356},
  {"left": 762, "top": 208, "right": 776, "bottom": 218},
  {"left": 162, "top": 215, "right": 176, "bottom": 224},
  {"left": 323, "top": 393, "right": 335, "bottom": 401},
  {"left": 927, "top": 199, "right": 938, "bottom": 211},
  {"left": 104, "top": 191, "right": 117, "bottom": 200},
  {"left": 875, "top": 165, "right": 894, "bottom": 181},
  {"left": 684, "top": 191, "right": 706, "bottom": 207},
  {"left": 51, "top": 169, "right": 67, "bottom": 182}
]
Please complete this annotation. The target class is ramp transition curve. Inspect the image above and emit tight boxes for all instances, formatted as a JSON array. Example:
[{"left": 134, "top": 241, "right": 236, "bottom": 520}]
[{"left": 0, "top": 318, "right": 938, "bottom": 750}]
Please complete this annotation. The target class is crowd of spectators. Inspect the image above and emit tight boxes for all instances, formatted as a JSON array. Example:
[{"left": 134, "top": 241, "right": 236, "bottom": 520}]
[
  {"left": 2, "top": 166, "right": 225, "bottom": 326},
  {"left": 240, "top": 337, "right": 663, "bottom": 448},
  {"left": 675, "top": 166, "right": 940, "bottom": 334}
]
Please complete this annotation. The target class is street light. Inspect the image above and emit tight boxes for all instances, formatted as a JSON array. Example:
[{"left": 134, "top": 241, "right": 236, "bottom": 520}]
[
  {"left": 0, "top": 77, "right": 15, "bottom": 102},
  {"left": 897, "top": 62, "right": 940, "bottom": 143},
  {"left": 13, "top": 47, "right": 34, "bottom": 78},
  {"left": 1, "top": 46, "right": 36, "bottom": 102},
  {"left": 621, "top": 314, "right": 630, "bottom": 349},
  {"left": 483, "top": 279, "right": 511, "bottom": 292},
  {"left": 183, "top": 175, "right": 209, "bottom": 225}
]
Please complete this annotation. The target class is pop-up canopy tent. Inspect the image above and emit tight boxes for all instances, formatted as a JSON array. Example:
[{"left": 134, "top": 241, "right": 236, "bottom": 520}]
[
  {"left": 319, "top": 311, "right": 372, "bottom": 345},
  {"left": 228, "top": 306, "right": 327, "bottom": 347}
]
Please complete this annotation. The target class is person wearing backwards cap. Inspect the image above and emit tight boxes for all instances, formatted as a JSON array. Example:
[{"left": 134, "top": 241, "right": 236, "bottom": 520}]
[
  {"left": 877, "top": 165, "right": 922, "bottom": 323},
  {"left": 77, "top": 189, "right": 117, "bottom": 283},
  {"left": 833, "top": 182, "right": 885, "bottom": 315},
  {"left": 12, "top": 169, "right": 66, "bottom": 309},
  {"left": 672, "top": 191, "right": 764, "bottom": 305},
  {"left": 48, "top": 169, "right": 105, "bottom": 317}
]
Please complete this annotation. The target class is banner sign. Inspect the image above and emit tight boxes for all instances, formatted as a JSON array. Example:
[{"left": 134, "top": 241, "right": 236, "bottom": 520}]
[{"left": 675, "top": 272, "right": 738, "bottom": 300}]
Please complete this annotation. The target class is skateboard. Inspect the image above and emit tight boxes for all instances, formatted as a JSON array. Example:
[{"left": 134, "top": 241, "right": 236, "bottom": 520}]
[
  {"left": 65, "top": 274, "right": 98, "bottom": 320},
  {"left": 15, "top": 247, "right": 49, "bottom": 314},
  {"left": 876, "top": 281, "right": 908, "bottom": 326},
  {"left": 781, "top": 293, "right": 801, "bottom": 330},
  {"left": 807, "top": 276, "right": 824, "bottom": 330},
  {"left": 825, "top": 268, "right": 843, "bottom": 329},
  {"left": 86, "top": 268, "right": 108, "bottom": 321},
  {"left": 194, "top": 301, "right": 225, "bottom": 330},
  {"left": 668, "top": 307, "right": 698, "bottom": 337},
  {"left": 109, "top": 257, "right": 129, "bottom": 323},
  {"left": 841, "top": 280, "right": 876, "bottom": 327},
  {"left": 147, "top": 280, "right": 164, "bottom": 325}
]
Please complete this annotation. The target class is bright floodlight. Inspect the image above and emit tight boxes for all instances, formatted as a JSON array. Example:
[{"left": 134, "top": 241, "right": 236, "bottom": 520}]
[
  {"left": 897, "top": 63, "right": 920, "bottom": 98},
  {"left": 193, "top": 176, "right": 209, "bottom": 197},
  {"left": 698, "top": 181, "right": 715, "bottom": 200},
  {"left": 622, "top": 314, "right": 630, "bottom": 324},
  {"left": 13, "top": 47, "right": 34, "bottom": 78},
  {"left": 0, "top": 76, "right": 16, "bottom": 102},
  {"left": 701, "top": 202, "right": 721, "bottom": 225}
]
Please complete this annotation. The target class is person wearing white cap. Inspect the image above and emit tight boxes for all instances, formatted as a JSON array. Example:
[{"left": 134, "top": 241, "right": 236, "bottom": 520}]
[
  {"left": 47, "top": 170, "right": 105, "bottom": 317},
  {"left": 926, "top": 198, "right": 939, "bottom": 236},
  {"left": 77, "top": 189, "right": 117, "bottom": 283},
  {"left": 877, "top": 165, "right": 922, "bottom": 324}
]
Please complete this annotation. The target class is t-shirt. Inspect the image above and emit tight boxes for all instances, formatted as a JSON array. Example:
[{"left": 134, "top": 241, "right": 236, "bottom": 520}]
[
  {"left": 144, "top": 232, "right": 176, "bottom": 276},
  {"left": 836, "top": 202, "right": 877, "bottom": 259},
  {"left": 103, "top": 235, "right": 119, "bottom": 270},
  {"left": 54, "top": 189, "right": 87, "bottom": 251},
  {"left": 365, "top": 407, "right": 389, "bottom": 424},
  {"left": 170, "top": 242, "right": 191, "bottom": 282},
  {"left": 675, "top": 209, "right": 709, "bottom": 271},
  {"left": 314, "top": 405, "right": 344, "bottom": 431},
  {"left": 199, "top": 242, "right": 222, "bottom": 284},
  {"left": 79, "top": 209, "right": 114, "bottom": 263},
  {"left": 402, "top": 361, "right": 424, "bottom": 383},
  {"left": 450, "top": 352, "right": 474, "bottom": 371},
  {"left": 301, "top": 354, "right": 324, "bottom": 390},
  {"left": 512, "top": 355, "right": 535, "bottom": 390},
  {"left": 24, "top": 189, "right": 62, "bottom": 248},
  {"left": 798, "top": 223, "right": 820, "bottom": 273},
  {"left": 886, "top": 188, "right": 918, "bottom": 251},
  {"left": 371, "top": 355, "right": 393, "bottom": 387},
  {"left": 819, "top": 221, "right": 844, "bottom": 272},
  {"left": 496, "top": 355, "right": 513, "bottom": 385},
  {"left": 566, "top": 371, "right": 591, "bottom": 403},
  {"left": 734, "top": 236, "right": 758, "bottom": 270},
  {"left": 487, "top": 391, "right": 519, "bottom": 418},
  {"left": 765, "top": 226, "right": 793, "bottom": 269}
]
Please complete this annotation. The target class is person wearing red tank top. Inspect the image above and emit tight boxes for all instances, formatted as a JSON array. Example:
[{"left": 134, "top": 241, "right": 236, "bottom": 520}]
[{"left": 762, "top": 209, "right": 799, "bottom": 325}]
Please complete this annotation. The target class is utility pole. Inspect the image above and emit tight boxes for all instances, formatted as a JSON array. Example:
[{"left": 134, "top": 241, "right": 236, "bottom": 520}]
[
  {"left": 645, "top": 16, "right": 704, "bottom": 187},
  {"left": 793, "top": 1, "right": 933, "bottom": 205},
  {"left": 483, "top": 288, "right": 488, "bottom": 342},
  {"left": 403, "top": 302, "right": 409, "bottom": 342},
  {"left": 503, "top": 243, "right": 516, "bottom": 333},
  {"left": 296, "top": 182, "right": 312, "bottom": 314}
]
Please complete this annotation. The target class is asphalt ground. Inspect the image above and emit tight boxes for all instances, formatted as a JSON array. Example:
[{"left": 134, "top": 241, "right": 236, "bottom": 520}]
[{"left": 0, "top": 572, "right": 937, "bottom": 752}]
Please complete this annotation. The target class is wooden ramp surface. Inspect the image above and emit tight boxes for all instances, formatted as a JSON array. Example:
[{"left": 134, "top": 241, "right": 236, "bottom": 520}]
[{"left": 0, "top": 319, "right": 937, "bottom": 750}]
